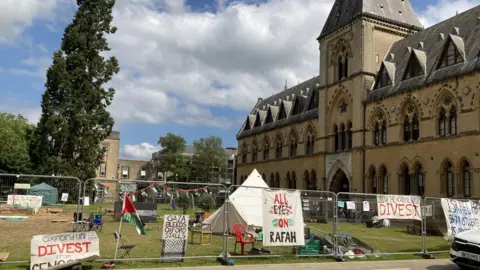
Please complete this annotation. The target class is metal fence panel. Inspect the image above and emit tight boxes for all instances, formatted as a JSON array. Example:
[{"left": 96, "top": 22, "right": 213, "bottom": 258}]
[
  {"left": 0, "top": 174, "right": 82, "bottom": 263},
  {"left": 82, "top": 181, "right": 229, "bottom": 264},
  {"left": 335, "top": 192, "right": 424, "bottom": 258},
  {"left": 422, "top": 197, "right": 478, "bottom": 255},
  {"left": 225, "top": 185, "right": 336, "bottom": 259}
]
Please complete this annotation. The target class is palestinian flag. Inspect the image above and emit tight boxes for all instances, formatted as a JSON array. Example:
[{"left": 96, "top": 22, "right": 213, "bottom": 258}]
[
  {"left": 149, "top": 184, "right": 158, "bottom": 193},
  {"left": 122, "top": 194, "right": 146, "bottom": 235},
  {"left": 103, "top": 185, "right": 109, "bottom": 195}
]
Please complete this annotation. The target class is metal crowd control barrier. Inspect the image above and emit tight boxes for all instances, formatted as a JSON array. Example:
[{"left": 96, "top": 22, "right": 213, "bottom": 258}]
[
  {"left": 82, "top": 178, "right": 123, "bottom": 218},
  {"left": 422, "top": 196, "right": 476, "bottom": 255},
  {"left": 335, "top": 192, "right": 424, "bottom": 258},
  {"left": 225, "top": 185, "right": 336, "bottom": 259},
  {"left": 0, "top": 174, "right": 82, "bottom": 264},
  {"left": 97, "top": 181, "right": 229, "bottom": 263}
]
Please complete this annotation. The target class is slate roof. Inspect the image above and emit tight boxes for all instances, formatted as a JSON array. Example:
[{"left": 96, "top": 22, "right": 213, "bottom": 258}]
[
  {"left": 318, "top": 0, "right": 423, "bottom": 40},
  {"left": 236, "top": 76, "right": 320, "bottom": 139},
  {"left": 367, "top": 5, "right": 480, "bottom": 102}
]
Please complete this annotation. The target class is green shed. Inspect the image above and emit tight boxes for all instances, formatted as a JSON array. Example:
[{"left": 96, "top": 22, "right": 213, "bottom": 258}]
[{"left": 28, "top": 182, "right": 58, "bottom": 206}]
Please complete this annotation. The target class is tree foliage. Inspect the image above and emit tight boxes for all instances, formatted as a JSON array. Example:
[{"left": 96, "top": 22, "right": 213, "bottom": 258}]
[
  {"left": 0, "top": 113, "right": 35, "bottom": 173},
  {"left": 157, "top": 133, "right": 188, "bottom": 179},
  {"left": 192, "top": 136, "right": 227, "bottom": 183},
  {"left": 30, "top": 0, "right": 119, "bottom": 179}
]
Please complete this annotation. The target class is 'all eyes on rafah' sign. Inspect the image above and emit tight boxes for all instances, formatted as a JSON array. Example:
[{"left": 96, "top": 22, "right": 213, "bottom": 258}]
[{"left": 262, "top": 190, "right": 304, "bottom": 246}]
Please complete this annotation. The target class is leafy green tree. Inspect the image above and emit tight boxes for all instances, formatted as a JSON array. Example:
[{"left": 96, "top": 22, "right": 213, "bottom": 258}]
[
  {"left": 30, "top": 0, "right": 119, "bottom": 179},
  {"left": 192, "top": 136, "right": 227, "bottom": 183},
  {"left": 0, "top": 113, "right": 35, "bottom": 173},
  {"left": 156, "top": 133, "right": 188, "bottom": 180}
]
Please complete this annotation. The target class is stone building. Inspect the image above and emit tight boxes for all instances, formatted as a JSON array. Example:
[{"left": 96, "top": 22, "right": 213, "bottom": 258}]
[
  {"left": 96, "top": 131, "right": 120, "bottom": 180},
  {"left": 236, "top": 1, "right": 480, "bottom": 198}
]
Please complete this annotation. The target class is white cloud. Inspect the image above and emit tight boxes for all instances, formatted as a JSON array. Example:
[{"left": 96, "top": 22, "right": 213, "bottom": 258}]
[
  {"left": 417, "top": 0, "right": 479, "bottom": 27},
  {"left": 0, "top": 102, "right": 41, "bottom": 124},
  {"left": 0, "top": 0, "right": 59, "bottom": 44},
  {"left": 120, "top": 142, "right": 161, "bottom": 160},
  {"left": 106, "top": 0, "right": 334, "bottom": 127}
]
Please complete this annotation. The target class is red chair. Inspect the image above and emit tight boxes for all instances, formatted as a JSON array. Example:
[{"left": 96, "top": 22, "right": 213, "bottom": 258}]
[{"left": 232, "top": 223, "right": 254, "bottom": 255}]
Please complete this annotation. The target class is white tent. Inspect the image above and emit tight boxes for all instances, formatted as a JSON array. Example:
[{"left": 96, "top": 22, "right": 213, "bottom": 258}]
[{"left": 202, "top": 169, "right": 269, "bottom": 234}]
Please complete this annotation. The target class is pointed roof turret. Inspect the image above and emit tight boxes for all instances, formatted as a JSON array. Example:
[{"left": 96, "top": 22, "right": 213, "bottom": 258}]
[{"left": 318, "top": 0, "right": 423, "bottom": 41}]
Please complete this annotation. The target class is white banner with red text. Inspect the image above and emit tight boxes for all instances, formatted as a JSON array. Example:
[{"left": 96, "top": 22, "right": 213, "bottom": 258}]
[
  {"left": 30, "top": 231, "right": 99, "bottom": 270},
  {"left": 377, "top": 195, "right": 422, "bottom": 221}
]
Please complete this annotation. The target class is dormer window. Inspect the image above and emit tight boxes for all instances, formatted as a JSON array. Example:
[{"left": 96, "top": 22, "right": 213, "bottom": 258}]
[
  {"left": 291, "top": 98, "right": 302, "bottom": 116},
  {"left": 244, "top": 117, "right": 251, "bottom": 131},
  {"left": 437, "top": 38, "right": 463, "bottom": 69},
  {"left": 265, "top": 108, "right": 273, "bottom": 124},
  {"left": 307, "top": 90, "right": 319, "bottom": 111},
  {"left": 253, "top": 113, "right": 262, "bottom": 127},
  {"left": 375, "top": 65, "right": 392, "bottom": 89},
  {"left": 278, "top": 102, "right": 287, "bottom": 120},
  {"left": 403, "top": 53, "right": 424, "bottom": 80}
]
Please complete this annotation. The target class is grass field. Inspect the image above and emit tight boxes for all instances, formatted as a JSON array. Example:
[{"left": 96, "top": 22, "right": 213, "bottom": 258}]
[{"left": 0, "top": 203, "right": 452, "bottom": 269}]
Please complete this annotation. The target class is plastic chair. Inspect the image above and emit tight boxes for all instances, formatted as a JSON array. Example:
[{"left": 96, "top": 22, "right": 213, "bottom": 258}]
[
  {"left": 232, "top": 223, "right": 254, "bottom": 255},
  {"left": 94, "top": 214, "right": 103, "bottom": 232}
]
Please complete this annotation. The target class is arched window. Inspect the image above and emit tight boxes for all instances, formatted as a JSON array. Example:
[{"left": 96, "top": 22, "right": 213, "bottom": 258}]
[
  {"left": 286, "top": 172, "right": 291, "bottom": 189},
  {"left": 289, "top": 132, "right": 298, "bottom": 158},
  {"left": 346, "top": 122, "right": 352, "bottom": 150},
  {"left": 303, "top": 170, "right": 310, "bottom": 190},
  {"left": 252, "top": 143, "right": 258, "bottom": 162},
  {"left": 305, "top": 127, "right": 315, "bottom": 155},
  {"left": 412, "top": 113, "right": 420, "bottom": 141},
  {"left": 439, "top": 108, "right": 447, "bottom": 136},
  {"left": 462, "top": 161, "right": 471, "bottom": 197},
  {"left": 334, "top": 125, "right": 339, "bottom": 151},
  {"left": 270, "top": 173, "right": 275, "bottom": 187},
  {"left": 263, "top": 138, "right": 270, "bottom": 161},
  {"left": 374, "top": 123, "right": 380, "bottom": 146},
  {"left": 344, "top": 57, "right": 349, "bottom": 78},
  {"left": 369, "top": 167, "right": 377, "bottom": 194},
  {"left": 402, "top": 165, "right": 411, "bottom": 195},
  {"left": 415, "top": 165, "right": 425, "bottom": 197},
  {"left": 338, "top": 56, "right": 343, "bottom": 81},
  {"left": 380, "top": 166, "right": 388, "bottom": 194},
  {"left": 310, "top": 170, "right": 317, "bottom": 190},
  {"left": 275, "top": 173, "right": 280, "bottom": 188},
  {"left": 444, "top": 161, "right": 454, "bottom": 197},
  {"left": 403, "top": 116, "right": 411, "bottom": 141},
  {"left": 276, "top": 135, "right": 282, "bottom": 159},
  {"left": 340, "top": 123, "right": 345, "bottom": 151},
  {"left": 449, "top": 106, "right": 457, "bottom": 135},
  {"left": 241, "top": 144, "right": 248, "bottom": 163},
  {"left": 291, "top": 171, "right": 297, "bottom": 189},
  {"left": 381, "top": 121, "right": 387, "bottom": 145}
]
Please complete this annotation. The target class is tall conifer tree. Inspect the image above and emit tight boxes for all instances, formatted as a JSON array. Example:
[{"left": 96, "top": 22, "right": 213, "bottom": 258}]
[{"left": 31, "top": 0, "right": 119, "bottom": 179}]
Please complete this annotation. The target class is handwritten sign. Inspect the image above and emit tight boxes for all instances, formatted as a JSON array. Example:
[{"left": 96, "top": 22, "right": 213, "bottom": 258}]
[
  {"left": 346, "top": 201, "right": 355, "bottom": 210},
  {"left": 262, "top": 190, "right": 304, "bottom": 246},
  {"left": 30, "top": 231, "right": 99, "bottom": 270},
  {"left": 162, "top": 215, "right": 189, "bottom": 240},
  {"left": 61, "top": 193, "right": 69, "bottom": 202},
  {"left": 377, "top": 195, "right": 421, "bottom": 221},
  {"left": 441, "top": 199, "right": 480, "bottom": 239},
  {"left": 7, "top": 195, "right": 42, "bottom": 210}
]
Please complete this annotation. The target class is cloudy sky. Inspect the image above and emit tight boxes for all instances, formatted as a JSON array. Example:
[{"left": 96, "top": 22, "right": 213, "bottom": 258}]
[{"left": 0, "top": 0, "right": 478, "bottom": 160}]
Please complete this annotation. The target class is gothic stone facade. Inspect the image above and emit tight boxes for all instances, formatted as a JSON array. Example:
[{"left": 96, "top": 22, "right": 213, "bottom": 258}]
[{"left": 236, "top": 1, "right": 480, "bottom": 198}]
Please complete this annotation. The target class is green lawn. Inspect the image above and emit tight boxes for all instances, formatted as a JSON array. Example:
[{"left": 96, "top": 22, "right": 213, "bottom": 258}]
[{"left": 0, "top": 203, "right": 452, "bottom": 269}]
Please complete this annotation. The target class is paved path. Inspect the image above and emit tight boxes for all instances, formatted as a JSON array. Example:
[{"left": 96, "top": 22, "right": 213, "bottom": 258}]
[{"left": 128, "top": 259, "right": 459, "bottom": 270}]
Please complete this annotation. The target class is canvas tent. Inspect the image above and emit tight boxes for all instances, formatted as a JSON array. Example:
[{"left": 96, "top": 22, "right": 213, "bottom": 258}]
[
  {"left": 28, "top": 182, "right": 58, "bottom": 205},
  {"left": 202, "top": 169, "right": 268, "bottom": 234}
]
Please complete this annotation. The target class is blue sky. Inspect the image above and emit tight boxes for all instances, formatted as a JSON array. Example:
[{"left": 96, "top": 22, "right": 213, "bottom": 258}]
[{"left": 0, "top": 0, "right": 478, "bottom": 160}]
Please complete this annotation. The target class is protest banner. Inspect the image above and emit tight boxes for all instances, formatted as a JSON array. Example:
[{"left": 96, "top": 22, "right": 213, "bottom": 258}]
[
  {"left": 30, "top": 231, "right": 99, "bottom": 270},
  {"left": 161, "top": 215, "right": 189, "bottom": 263},
  {"left": 262, "top": 189, "right": 304, "bottom": 246},
  {"left": 441, "top": 198, "right": 480, "bottom": 239},
  {"left": 377, "top": 195, "right": 421, "bottom": 221},
  {"left": 7, "top": 195, "right": 42, "bottom": 210}
]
